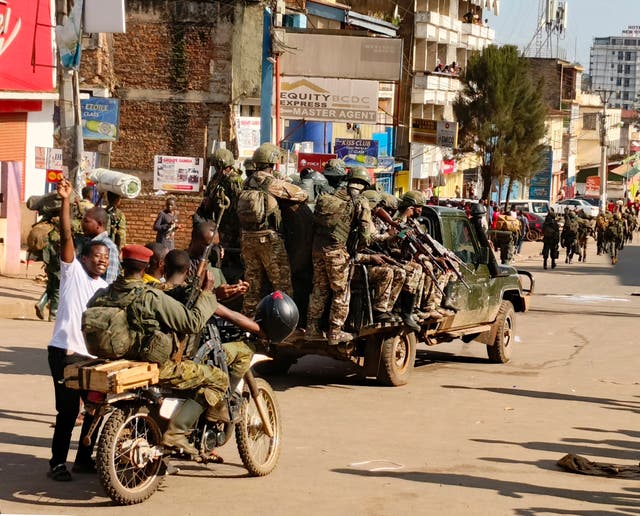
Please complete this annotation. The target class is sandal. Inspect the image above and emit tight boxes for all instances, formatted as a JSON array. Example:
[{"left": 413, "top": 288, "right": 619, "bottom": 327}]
[{"left": 48, "top": 464, "right": 72, "bottom": 482}]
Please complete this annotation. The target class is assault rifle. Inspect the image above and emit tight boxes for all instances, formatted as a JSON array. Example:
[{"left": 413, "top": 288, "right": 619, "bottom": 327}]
[{"left": 173, "top": 242, "right": 214, "bottom": 363}]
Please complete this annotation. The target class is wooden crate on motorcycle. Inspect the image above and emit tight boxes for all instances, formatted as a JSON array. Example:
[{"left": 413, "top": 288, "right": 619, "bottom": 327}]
[{"left": 64, "top": 359, "right": 159, "bottom": 393}]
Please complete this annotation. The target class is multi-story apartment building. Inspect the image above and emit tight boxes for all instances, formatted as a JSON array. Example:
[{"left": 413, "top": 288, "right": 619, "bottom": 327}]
[{"left": 589, "top": 26, "right": 640, "bottom": 110}]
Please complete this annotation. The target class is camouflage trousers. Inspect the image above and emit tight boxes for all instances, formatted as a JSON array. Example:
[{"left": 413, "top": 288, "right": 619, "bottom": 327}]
[
  {"left": 366, "top": 265, "right": 396, "bottom": 312},
  {"left": 307, "top": 246, "right": 351, "bottom": 331},
  {"left": 223, "top": 340, "right": 254, "bottom": 381},
  {"left": 402, "top": 260, "right": 423, "bottom": 295},
  {"left": 241, "top": 230, "right": 293, "bottom": 316},
  {"left": 159, "top": 359, "right": 229, "bottom": 408}
]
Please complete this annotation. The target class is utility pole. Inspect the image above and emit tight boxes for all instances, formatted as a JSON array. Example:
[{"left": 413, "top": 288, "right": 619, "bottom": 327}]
[
  {"left": 55, "top": 0, "right": 84, "bottom": 193},
  {"left": 597, "top": 89, "right": 613, "bottom": 211}
]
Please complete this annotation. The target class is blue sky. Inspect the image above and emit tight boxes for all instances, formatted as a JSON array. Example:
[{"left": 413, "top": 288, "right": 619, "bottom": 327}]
[{"left": 486, "top": 0, "right": 640, "bottom": 72}]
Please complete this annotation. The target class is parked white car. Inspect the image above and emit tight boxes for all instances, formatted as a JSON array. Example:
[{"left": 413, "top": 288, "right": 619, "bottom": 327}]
[{"left": 551, "top": 199, "right": 599, "bottom": 218}]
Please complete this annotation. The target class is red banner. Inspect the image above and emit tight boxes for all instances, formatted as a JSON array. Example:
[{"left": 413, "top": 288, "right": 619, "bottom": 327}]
[
  {"left": 0, "top": 0, "right": 55, "bottom": 92},
  {"left": 297, "top": 153, "right": 336, "bottom": 173}
]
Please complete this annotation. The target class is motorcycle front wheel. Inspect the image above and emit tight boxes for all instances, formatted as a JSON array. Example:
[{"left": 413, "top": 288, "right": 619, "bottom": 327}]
[
  {"left": 235, "top": 378, "right": 282, "bottom": 476},
  {"left": 96, "top": 407, "right": 165, "bottom": 505}
]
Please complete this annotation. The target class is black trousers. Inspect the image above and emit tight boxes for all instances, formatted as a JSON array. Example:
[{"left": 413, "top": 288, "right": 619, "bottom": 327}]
[{"left": 47, "top": 346, "right": 96, "bottom": 469}]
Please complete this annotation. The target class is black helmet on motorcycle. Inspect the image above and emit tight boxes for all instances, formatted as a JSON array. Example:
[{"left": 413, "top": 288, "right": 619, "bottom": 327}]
[{"left": 254, "top": 291, "right": 299, "bottom": 343}]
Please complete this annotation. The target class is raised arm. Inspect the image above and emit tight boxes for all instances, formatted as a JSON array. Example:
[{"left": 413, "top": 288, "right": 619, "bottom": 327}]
[{"left": 57, "top": 179, "right": 75, "bottom": 264}]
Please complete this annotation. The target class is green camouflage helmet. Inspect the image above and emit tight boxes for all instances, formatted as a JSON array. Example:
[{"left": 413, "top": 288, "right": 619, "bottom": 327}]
[
  {"left": 252, "top": 143, "right": 281, "bottom": 165},
  {"left": 401, "top": 190, "right": 426, "bottom": 207},
  {"left": 380, "top": 192, "right": 399, "bottom": 211},
  {"left": 211, "top": 148, "right": 235, "bottom": 169},
  {"left": 348, "top": 166, "right": 371, "bottom": 186},
  {"left": 361, "top": 189, "right": 382, "bottom": 208},
  {"left": 324, "top": 158, "right": 346, "bottom": 176}
]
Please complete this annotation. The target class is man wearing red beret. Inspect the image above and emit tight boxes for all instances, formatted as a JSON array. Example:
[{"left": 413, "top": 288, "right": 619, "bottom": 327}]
[{"left": 85, "top": 243, "right": 260, "bottom": 456}]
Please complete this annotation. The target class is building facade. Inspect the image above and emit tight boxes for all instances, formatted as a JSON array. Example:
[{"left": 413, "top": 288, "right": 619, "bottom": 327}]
[{"left": 589, "top": 26, "right": 640, "bottom": 110}]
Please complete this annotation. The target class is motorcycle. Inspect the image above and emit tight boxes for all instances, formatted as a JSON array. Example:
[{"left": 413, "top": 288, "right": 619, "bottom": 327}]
[{"left": 80, "top": 318, "right": 281, "bottom": 505}]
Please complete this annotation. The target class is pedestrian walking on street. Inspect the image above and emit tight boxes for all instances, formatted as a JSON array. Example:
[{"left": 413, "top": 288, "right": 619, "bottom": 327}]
[
  {"left": 47, "top": 178, "right": 109, "bottom": 482},
  {"left": 153, "top": 196, "right": 180, "bottom": 249}
]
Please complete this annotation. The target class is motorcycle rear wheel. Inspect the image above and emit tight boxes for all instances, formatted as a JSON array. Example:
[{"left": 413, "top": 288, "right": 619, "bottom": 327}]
[
  {"left": 235, "top": 378, "right": 281, "bottom": 476},
  {"left": 96, "top": 407, "right": 164, "bottom": 505}
]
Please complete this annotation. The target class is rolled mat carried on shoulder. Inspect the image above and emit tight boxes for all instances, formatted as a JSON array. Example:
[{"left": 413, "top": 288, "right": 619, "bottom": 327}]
[{"left": 89, "top": 168, "right": 142, "bottom": 198}]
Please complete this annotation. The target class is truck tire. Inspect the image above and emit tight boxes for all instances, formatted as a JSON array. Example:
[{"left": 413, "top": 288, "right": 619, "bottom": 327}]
[
  {"left": 377, "top": 332, "right": 417, "bottom": 386},
  {"left": 486, "top": 300, "right": 515, "bottom": 363}
]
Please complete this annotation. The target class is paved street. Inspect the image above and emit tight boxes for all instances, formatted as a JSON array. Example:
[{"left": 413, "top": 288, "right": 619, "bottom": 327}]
[{"left": 1, "top": 239, "right": 639, "bottom": 515}]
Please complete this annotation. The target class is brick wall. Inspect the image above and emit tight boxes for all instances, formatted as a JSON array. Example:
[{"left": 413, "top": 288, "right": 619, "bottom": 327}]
[{"left": 121, "top": 193, "right": 202, "bottom": 249}]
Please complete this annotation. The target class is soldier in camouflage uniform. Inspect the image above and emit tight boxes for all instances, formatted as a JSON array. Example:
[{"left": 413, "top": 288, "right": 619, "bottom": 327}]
[
  {"left": 239, "top": 143, "right": 308, "bottom": 316},
  {"left": 605, "top": 212, "right": 624, "bottom": 265},
  {"left": 595, "top": 210, "right": 608, "bottom": 255},
  {"left": 87, "top": 244, "right": 258, "bottom": 456},
  {"left": 105, "top": 192, "right": 126, "bottom": 250},
  {"left": 306, "top": 167, "right": 372, "bottom": 345},
  {"left": 195, "top": 148, "right": 243, "bottom": 248},
  {"left": 362, "top": 189, "right": 422, "bottom": 330}
]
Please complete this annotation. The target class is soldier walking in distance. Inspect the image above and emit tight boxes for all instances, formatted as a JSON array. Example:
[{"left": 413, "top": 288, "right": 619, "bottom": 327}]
[
  {"left": 105, "top": 192, "right": 126, "bottom": 250},
  {"left": 238, "top": 143, "right": 308, "bottom": 316},
  {"left": 306, "top": 167, "right": 372, "bottom": 345},
  {"left": 541, "top": 212, "right": 560, "bottom": 269}
]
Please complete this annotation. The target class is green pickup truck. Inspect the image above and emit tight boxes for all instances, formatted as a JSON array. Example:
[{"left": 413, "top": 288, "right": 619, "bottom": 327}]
[{"left": 263, "top": 203, "right": 534, "bottom": 386}]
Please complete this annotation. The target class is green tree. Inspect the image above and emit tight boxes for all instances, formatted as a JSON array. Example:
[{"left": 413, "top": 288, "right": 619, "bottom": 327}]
[{"left": 453, "top": 45, "right": 547, "bottom": 203}]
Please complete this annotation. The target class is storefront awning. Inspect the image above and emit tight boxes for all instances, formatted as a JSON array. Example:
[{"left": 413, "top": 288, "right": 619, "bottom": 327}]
[{"left": 576, "top": 167, "right": 625, "bottom": 183}]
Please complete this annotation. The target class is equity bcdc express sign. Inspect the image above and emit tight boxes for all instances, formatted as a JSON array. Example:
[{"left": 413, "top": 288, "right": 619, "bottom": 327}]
[{"left": 279, "top": 77, "right": 379, "bottom": 123}]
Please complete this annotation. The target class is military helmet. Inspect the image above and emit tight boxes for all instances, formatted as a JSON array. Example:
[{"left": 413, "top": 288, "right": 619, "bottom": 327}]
[
  {"left": 255, "top": 291, "right": 299, "bottom": 343},
  {"left": 211, "top": 148, "right": 235, "bottom": 169},
  {"left": 361, "top": 189, "right": 382, "bottom": 208},
  {"left": 401, "top": 190, "right": 426, "bottom": 207},
  {"left": 323, "top": 158, "right": 346, "bottom": 177},
  {"left": 252, "top": 143, "right": 282, "bottom": 166},
  {"left": 380, "top": 192, "right": 399, "bottom": 211},
  {"left": 347, "top": 166, "right": 371, "bottom": 186}
]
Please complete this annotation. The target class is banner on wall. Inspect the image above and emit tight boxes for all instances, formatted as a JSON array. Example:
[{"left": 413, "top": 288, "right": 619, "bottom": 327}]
[
  {"left": 81, "top": 98, "right": 120, "bottom": 141},
  {"left": 297, "top": 152, "right": 336, "bottom": 173},
  {"left": 334, "top": 138, "right": 379, "bottom": 168},
  {"left": 236, "top": 117, "right": 261, "bottom": 159},
  {"left": 153, "top": 155, "right": 203, "bottom": 192}
]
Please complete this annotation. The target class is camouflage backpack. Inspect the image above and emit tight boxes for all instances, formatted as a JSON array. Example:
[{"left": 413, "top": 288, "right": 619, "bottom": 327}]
[
  {"left": 27, "top": 220, "right": 54, "bottom": 254},
  {"left": 313, "top": 191, "right": 354, "bottom": 244},
  {"left": 82, "top": 286, "right": 173, "bottom": 363},
  {"left": 237, "top": 176, "right": 281, "bottom": 231},
  {"left": 564, "top": 218, "right": 579, "bottom": 237}
]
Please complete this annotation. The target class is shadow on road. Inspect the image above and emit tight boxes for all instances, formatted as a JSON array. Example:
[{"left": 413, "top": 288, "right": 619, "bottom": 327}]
[
  {"left": 331, "top": 467, "right": 640, "bottom": 508},
  {"left": 441, "top": 385, "right": 640, "bottom": 416},
  {"left": 0, "top": 346, "right": 50, "bottom": 376},
  {"left": 0, "top": 451, "right": 112, "bottom": 508}
]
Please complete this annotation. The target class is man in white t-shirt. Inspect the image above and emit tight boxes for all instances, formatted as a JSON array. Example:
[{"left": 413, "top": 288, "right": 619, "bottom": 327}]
[{"left": 47, "top": 178, "right": 109, "bottom": 482}]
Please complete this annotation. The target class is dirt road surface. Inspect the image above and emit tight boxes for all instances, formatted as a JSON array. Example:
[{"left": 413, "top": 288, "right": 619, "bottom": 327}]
[{"left": 1, "top": 240, "right": 639, "bottom": 515}]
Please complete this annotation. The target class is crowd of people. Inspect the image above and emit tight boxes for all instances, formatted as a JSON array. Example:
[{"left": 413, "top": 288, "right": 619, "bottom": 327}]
[{"left": 39, "top": 144, "right": 473, "bottom": 481}]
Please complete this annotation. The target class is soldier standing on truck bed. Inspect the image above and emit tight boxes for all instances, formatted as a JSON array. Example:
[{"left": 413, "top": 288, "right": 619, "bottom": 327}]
[
  {"left": 305, "top": 167, "right": 372, "bottom": 345},
  {"left": 238, "top": 143, "right": 308, "bottom": 316}
]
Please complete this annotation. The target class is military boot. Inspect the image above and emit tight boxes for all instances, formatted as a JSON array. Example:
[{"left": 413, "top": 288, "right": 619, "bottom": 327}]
[
  {"left": 399, "top": 292, "right": 421, "bottom": 332},
  {"left": 327, "top": 327, "right": 353, "bottom": 346},
  {"left": 373, "top": 310, "right": 395, "bottom": 324},
  {"left": 162, "top": 399, "right": 205, "bottom": 456},
  {"left": 34, "top": 292, "right": 48, "bottom": 320},
  {"left": 304, "top": 323, "right": 324, "bottom": 341},
  {"left": 551, "top": 259, "right": 556, "bottom": 269},
  {"left": 543, "top": 259, "right": 548, "bottom": 270}
]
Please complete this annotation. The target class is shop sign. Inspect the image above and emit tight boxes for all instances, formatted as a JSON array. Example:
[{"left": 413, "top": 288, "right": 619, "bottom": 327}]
[
  {"left": 297, "top": 152, "right": 335, "bottom": 173},
  {"left": 236, "top": 117, "right": 261, "bottom": 159},
  {"left": 0, "top": 0, "right": 55, "bottom": 91},
  {"left": 280, "top": 77, "right": 378, "bottom": 123},
  {"left": 334, "top": 138, "right": 378, "bottom": 168},
  {"left": 411, "top": 118, "right": 458, "bottom": 148},
  {"left": 153, "top": 155, "right": 203, "bottom": 192},
  {"left": 81, "top": 98, "right": 120, "bottom": 141}
]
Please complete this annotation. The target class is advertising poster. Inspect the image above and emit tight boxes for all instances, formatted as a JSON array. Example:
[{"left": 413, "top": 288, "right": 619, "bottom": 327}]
[
  {"left": 334, "top": 138, "right": 379, "bottom": 168},
  {"left": 81, "top": 98, "right": 120, "bottom": 141},
  {"left": 154, "top": 155, "right": 203, "bottom": 192},
  {"left": 529, "top": 146, "right": 553, "bottom": 201},
  {"left": 279, "top": 77, "right": 379, "bottom": 123},
  {"left": 236, "top": 117, "right": 261, "bottom": 158},
  {"left": 0, "top": 0, "right": 55, "bottom": 92},
  {"left": 297, "top": 153, "right": 336, "bottom": 173}
]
